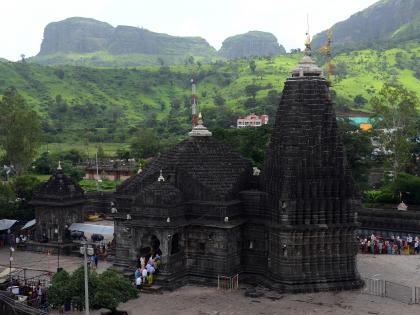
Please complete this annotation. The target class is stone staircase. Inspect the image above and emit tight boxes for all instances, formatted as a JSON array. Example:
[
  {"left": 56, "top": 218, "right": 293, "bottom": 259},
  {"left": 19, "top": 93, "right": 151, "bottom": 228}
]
[{"left": 113, "top": 265, "right": 163, "bottom": 294}]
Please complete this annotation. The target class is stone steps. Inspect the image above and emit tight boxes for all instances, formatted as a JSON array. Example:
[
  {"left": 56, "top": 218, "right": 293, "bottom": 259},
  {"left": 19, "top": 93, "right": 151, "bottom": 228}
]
[{"left": 140, "top": 284, "right": 163, "bottom": 294}]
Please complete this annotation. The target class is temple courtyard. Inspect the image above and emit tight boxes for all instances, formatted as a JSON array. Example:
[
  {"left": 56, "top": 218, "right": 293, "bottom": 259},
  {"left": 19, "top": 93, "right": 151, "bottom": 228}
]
[{"left": 0, "top": 249, "right": 419, "bottom": 314}]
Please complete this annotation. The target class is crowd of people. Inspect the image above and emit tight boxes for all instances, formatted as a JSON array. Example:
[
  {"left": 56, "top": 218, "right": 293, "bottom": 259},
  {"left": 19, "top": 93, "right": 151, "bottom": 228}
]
[
  {"left": 358, "top": 234, "right": 420, "bottom": 255},
  {"left": 133, "top": 252, "right": 161, "bottom": 289},
  {"left": 7, "top": 279, "right": 48, "bottom": 309},
  {"left": 15, "top": 234, "right": 29, "bottom": 247}
]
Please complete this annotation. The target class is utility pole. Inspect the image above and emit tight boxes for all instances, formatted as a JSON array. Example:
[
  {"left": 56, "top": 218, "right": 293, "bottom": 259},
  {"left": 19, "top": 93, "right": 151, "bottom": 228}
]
[
  {"left": 57, "top": 242, "right": 61, "bottom": 271},
  {"left": 95, "top": 147, "right": 100, "bottom": 192},
  {"left": 9, "top": 247, "right": 14, "bottom": 285},
  {"left": 191, "top": 77, "right": 198, "bottom": 127},
  {"left": 81, "top": 242, "right": 90, "bottom": 315}
]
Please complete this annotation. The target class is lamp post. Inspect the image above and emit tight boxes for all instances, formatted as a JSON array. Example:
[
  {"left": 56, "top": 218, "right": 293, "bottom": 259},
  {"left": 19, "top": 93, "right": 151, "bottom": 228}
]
[
  {"left": 9, "top": 247, "right": 15, "bottom": 285},
  {"left": 80, "top": 241, "right": 93, "bottom": 315},
  {"left": 54, "top": 228, "right": 61, "bottom": 272}
]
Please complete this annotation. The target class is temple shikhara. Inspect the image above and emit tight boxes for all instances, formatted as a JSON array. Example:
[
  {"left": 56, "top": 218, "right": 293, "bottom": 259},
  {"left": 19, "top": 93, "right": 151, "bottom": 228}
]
[{"left": 111, "top": 36, "right": 362, "bottom": 292}]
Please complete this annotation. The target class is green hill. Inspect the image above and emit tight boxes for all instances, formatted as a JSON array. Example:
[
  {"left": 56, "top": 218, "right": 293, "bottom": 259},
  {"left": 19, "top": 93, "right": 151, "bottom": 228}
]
[
  {"left": 0, "top": 43, "right": 419, "bottom": 144},
  {"left": 219, "top": 31, "right": 286, "bottom": 59},
  {"left": 312, "top": 0, "right": 420, "bottom": 51}
]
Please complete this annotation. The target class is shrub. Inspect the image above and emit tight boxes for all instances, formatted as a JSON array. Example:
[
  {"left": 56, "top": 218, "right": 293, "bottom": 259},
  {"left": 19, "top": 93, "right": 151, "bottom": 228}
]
[
  {"left": 392, "top": 173, "right": 420, "bottom": 204},
  {"left": 363, "top": 188, "right": 396, "bottom": 204}
]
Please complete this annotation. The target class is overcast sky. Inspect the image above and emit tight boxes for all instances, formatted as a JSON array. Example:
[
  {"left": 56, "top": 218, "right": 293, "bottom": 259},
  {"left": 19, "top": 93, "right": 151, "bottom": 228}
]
[{"left": 1, "top": 0, "right": 378, "bottom": 61}]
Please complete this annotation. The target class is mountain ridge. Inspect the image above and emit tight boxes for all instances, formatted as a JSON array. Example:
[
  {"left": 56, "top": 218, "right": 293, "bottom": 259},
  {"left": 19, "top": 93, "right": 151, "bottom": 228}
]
[
  {"left": 312, "top": 0, "right": 420, "bottom": 50},
  {"left": 31, "top": 17, "right": 287, "bottom": 66}
]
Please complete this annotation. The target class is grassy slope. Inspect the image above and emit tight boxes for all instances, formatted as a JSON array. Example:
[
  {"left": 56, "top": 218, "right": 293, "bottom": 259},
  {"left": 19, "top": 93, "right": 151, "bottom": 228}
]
[
  {"left": 0, "top": 44, "right": 418, "bottom": 146},
  {"left": 29, "top": 51, "right": 221, "bottom": 67},
  {"left": 331, "top": 44, "right": 420, "bottom": 110}
]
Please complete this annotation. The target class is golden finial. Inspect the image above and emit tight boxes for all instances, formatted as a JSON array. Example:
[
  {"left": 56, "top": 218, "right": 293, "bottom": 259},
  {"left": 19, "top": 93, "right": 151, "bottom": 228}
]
[{"left": 304, "top": 14, "right": 312, "bottom": 55}]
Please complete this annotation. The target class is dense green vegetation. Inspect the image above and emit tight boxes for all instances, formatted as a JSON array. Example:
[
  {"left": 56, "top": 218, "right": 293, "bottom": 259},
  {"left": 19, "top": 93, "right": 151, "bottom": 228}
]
[
  {"left": 0, "top": 43, "right": 418, "bottom": 145},
  {"left": 364, "top": 173, "right": 420, "bottom": 205}
]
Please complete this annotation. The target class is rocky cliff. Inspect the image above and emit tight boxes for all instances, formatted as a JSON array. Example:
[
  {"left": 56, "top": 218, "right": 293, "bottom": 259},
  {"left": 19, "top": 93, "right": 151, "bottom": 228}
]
[
  {"left": 38, "top": 17, "right": 114, "bottom": 55},
  {"left": 219, "top": 31, "right": 286, "bottom": 59},
  {"left": 36, "top": 17, "right": 217, "bottom": 62}
]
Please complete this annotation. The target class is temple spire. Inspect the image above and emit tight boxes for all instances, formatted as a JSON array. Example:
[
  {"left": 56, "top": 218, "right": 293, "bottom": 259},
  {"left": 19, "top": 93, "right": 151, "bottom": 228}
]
[
  {"left": 291, "top": 16, "right": 323, "bottom": 78},
  {"left": 57, "top": 161, "right": 62, "bottom": 170}
]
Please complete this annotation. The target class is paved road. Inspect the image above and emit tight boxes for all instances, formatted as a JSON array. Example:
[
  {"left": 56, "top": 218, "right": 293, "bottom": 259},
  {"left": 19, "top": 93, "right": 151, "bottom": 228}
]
[
  {"left": 1, "top": 250, "right": 419, "bottom": 315},
  {"left": 0, "top": 247, "right": 112, "bottom": 274}
]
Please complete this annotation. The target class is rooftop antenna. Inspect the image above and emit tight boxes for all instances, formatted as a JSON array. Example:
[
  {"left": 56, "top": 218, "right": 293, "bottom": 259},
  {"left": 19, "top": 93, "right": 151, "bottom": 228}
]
[
  {"left": 304, "top": 14, "right": 312, "bottom": 56},
  {"left": 191, "top": 77, "right": 198, "bottom": 127}
]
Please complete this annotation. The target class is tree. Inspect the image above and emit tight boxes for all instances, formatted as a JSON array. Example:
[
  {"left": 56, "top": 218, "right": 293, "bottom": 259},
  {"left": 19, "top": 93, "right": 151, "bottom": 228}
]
[
  {"left": 354, "top": 94, "right": 367, "bottom": 107},
  {"left": 33, "top": 152, "right": 53, "bottom": 174},
  {"left": 370, "top": 83, "right": 420, "bottom": 180},
  {"left": 249, "top": 60, "right": 256, "bottom": 73},
  {"left": 60, "top": 160, "right": 85, "bottom": 182},
  {"left": 0, "top": 87, "right": 42, "bottom": 175},
  {"left": 157, "top": 57, "right": 164, "bottom": 66},
  {"left": 97, "top": 145, "right": 106, "bottom": 159},
  {"left": 47, "top": 268, "right": 137, "bottom": 314},
  {"left": 337, "top": 118, "right": 373, "bottom": 189},
  {"left": 63, "top": 149, "right": 84, "bottom": 164},
  {"left": 68, "top": 267, "right": 100, "bottom": 311},
  {"left": 130, "top": 128, "right": 160, "bottom": 159},
  {"left": 0, "top": 182, "right": 17, "bottom": 218},
  {"left": 47, "top": 270, "right": 72, "bottom": 308},
  {"left": 13, "top": 175, "right": 41, "bottom": 202},
  {"left": 213, "top": 125, "right": 272, "bottom": 168},
  {"left": 92, "top": 270, "right": 137, "bottom": 313},
  {"left": 213, "top": 94, "right": 226, "bottom": 106},
  {"left": 245, "top": 84, "right": 260, "bottom": 99}
]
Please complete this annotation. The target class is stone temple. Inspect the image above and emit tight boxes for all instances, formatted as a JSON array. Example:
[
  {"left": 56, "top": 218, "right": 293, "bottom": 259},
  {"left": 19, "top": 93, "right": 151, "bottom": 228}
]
[{"left": 113, "top": 44, "right": 362, "bottom": 292}]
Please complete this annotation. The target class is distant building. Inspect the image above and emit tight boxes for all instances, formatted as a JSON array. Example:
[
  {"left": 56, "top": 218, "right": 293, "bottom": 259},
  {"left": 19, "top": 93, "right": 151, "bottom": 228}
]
[
  {"left": 237, "top": 113, "right": 268, "bottom": 128},
  {"left": 81, "top": 159, "right": 137, "bottom": 181}
]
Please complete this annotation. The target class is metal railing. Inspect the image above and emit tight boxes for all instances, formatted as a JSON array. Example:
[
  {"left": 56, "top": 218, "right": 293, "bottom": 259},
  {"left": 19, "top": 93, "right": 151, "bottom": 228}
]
[
  {"left": 0, "top": 264, "right": 52, "bottom": 288},
  {"left": 0, "top": 291, "right": 49, "bottom": 315},
  {"left": 217, "top": 274, "right": 239, "bottom": 291},
  {"left": 362, "top": 277, "right": 417, "bottom": 304},
  {"left": 362, "top": 278, "right": 385, "bottom": 297}
]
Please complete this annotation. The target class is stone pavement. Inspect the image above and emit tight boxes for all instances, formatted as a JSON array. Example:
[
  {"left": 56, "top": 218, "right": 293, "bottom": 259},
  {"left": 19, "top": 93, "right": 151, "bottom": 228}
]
[{"left": 0, "top": 247, "right": 112, "bottom": 274}]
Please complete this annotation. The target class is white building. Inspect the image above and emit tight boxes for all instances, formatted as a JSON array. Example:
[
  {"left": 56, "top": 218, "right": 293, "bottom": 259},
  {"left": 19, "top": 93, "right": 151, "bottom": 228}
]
[{"left": 237, "top": 113, "right": 269, "bottom": 128}]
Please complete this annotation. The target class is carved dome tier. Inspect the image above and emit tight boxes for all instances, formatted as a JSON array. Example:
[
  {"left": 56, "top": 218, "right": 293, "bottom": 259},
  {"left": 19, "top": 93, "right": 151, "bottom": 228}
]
[
  {"left": 117, "top": 136, "right": 252, "bottom": 202},
  {"left": 134, "top": 181, "right": 183, "bottom": 207},
  {"left": 31, "top": 170, "right": 85, "bottom": 206}
]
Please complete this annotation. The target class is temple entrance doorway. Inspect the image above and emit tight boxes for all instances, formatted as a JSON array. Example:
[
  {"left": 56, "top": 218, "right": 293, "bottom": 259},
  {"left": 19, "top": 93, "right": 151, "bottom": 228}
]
[{"left": 138, "top": 234, "right": 162, "bottom": 262}]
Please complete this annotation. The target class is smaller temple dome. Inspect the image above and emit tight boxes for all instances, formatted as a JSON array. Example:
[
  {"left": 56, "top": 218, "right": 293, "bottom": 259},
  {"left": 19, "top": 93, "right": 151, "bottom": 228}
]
[
  {"left": 135, "top": 180, "right": 183, "bottom": 207},
  {"left": 291, "top": 55, "right": 323, "bottom": 77},
  {"left": 188, "top": 113, "right": 212, "bottom": 137},
  {"left": 31, "top": 169, "right": 85, "bottom": 206}
]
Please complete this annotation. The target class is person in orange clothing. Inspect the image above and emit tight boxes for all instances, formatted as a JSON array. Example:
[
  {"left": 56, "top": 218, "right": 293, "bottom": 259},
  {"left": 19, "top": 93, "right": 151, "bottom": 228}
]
[{"left": 404, "top": 240, "right": 409, "bottom": 255}]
